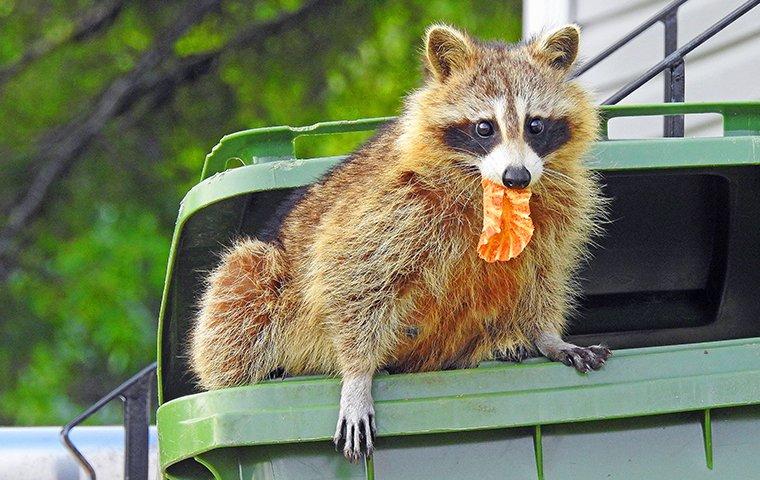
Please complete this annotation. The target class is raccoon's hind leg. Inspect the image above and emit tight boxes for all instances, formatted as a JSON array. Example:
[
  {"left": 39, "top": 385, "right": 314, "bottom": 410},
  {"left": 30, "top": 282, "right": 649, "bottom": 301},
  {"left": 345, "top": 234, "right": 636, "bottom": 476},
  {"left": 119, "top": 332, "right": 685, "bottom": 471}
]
[{"left": 190, "top": 238, "right": 286, "bottom": 390}]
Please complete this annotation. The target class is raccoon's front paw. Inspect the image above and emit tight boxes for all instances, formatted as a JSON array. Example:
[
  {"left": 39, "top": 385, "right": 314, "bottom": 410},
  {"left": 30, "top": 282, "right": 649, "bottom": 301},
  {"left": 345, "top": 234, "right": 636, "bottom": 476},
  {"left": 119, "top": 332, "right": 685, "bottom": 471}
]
[
  {"left": 333, "top": 401, "right": 376, "bottom": 463},
  {"left": 557, "top": 345, "right": 611, "bottom": 373}
]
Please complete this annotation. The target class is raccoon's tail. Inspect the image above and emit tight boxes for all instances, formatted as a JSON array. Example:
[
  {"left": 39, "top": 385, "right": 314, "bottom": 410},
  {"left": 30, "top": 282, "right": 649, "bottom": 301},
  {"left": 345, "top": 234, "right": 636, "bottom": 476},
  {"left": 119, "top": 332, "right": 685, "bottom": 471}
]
[{"left": 190, "top": 238, "right": 286, "bottom": 390}]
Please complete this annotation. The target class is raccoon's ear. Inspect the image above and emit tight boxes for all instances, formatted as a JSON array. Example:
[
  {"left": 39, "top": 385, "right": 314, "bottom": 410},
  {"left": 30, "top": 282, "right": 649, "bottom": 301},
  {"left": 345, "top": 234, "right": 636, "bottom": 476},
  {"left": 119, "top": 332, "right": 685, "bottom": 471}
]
[
  {"left": 424, "top": 24, "right": 474, "bottom": 81},
  {"left": 530, "top": 24, "right": 580, "bottom": 71}
]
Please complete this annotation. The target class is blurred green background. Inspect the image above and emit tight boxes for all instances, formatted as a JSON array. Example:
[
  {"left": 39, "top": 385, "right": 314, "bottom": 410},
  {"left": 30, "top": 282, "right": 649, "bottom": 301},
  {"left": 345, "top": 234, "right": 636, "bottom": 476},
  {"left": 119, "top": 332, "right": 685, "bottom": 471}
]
[{"left": 0, "top": 0, "right": 520, "bottom": 425}]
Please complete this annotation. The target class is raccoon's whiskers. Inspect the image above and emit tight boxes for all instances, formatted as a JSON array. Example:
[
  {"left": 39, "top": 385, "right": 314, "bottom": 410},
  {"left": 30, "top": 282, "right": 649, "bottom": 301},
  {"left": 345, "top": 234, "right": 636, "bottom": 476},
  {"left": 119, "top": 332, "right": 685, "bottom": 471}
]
[
  {"left": 457, "top": 129, "right": 489, "bottom": 155},
  {"left": 543, "top": 167, "right": 576, "bottom": 184},
  {"left": 430, "top": 174, "right": 480, "bottom": 232},
  {"left": 542, "top": 168, "right": 576, "bottom": 189},
  {"left": 454, "top": 177, "right": 482, "bottom": 231},
  {"left": 448, "top": 147, "right": 475, "bottom": 156},
  {"left": 451, "top": 175, "right": 480, "bottom": 207}
]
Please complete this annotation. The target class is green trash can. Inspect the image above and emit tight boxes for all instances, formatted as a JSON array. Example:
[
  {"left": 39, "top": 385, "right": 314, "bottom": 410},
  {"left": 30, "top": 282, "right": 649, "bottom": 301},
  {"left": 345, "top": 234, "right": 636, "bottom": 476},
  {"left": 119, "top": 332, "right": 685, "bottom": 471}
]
[{"left": 156, "top": 102, "right": 760, "bottom": 480}]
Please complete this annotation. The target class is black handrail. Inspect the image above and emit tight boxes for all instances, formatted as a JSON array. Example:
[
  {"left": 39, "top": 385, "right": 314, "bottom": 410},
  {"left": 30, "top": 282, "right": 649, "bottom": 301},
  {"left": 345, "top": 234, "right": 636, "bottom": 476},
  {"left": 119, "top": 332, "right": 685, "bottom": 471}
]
[
  {"left": 574, "top": 0, "right": 760, "bottom": 136},
  {"left": 572, "top": 0, "right": 688, "bottom": 78},
  {"left": 60, "top": 362, "right": 156, "bottom": 480},
  {"left": 662, "top": 4, "right": 684, "bottom": 136},
  {"left": 572, "top": 0, "right": 688, "bottom": 136},
  {"left": 602, "top": 0, "right": 760, "bottom": 106}
]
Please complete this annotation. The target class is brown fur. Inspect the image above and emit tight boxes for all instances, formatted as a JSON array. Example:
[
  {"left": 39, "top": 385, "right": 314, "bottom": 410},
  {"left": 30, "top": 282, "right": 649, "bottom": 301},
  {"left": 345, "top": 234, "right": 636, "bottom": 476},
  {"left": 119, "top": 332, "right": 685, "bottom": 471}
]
[{"left": 190, "top": 24, "right": 604, "bottom": 390}]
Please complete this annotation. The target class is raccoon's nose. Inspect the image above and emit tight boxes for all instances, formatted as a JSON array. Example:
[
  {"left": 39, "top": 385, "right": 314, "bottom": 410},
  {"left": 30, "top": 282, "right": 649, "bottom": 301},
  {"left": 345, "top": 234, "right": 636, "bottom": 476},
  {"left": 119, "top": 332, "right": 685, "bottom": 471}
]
[{"left": 502, "top": 166, "right": 531, "bottom": 189}]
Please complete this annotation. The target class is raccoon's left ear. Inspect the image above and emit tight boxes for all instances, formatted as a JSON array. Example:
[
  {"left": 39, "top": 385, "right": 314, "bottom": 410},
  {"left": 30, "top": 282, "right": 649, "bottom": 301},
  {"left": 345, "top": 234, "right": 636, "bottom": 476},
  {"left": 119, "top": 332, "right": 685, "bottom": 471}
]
[
  {"left": 424, "top": 24, "right": 475, "bottom": 82},
  {"left": 530, "top": 24, "right": 580, "bottom": 72}
]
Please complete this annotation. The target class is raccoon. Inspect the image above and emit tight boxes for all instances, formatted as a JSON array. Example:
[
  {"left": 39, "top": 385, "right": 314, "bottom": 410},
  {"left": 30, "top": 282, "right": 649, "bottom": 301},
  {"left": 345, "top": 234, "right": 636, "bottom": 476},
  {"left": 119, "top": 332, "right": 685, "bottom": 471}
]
[{"left": 190, "top": 24, "right": 609, "bottom": 462}]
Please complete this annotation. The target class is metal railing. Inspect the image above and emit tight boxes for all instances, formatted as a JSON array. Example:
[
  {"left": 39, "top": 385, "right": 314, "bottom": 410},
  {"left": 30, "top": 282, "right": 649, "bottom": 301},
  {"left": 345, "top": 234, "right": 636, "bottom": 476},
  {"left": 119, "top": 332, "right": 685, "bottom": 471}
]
[
  {"left": 572, "top": 0, "right": 688, "bottom": 136},
  {"left": 574, "top": 0, "right": 760, "bottom": 136},
  {"left": 60, "top": 363, "right": 156, "bottom": 480},
  {"left": 59, "top": 1, "right": 760, "bottom": 479}
]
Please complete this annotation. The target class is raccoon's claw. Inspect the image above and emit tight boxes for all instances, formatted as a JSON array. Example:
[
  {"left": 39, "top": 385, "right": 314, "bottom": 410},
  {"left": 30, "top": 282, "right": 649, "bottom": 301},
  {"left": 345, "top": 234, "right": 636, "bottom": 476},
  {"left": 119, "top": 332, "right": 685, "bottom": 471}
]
[
  {"left": 333, "top": 410, "right": 376, "bottom": 463},
  {"left": 558, "top": 345, "right": 611, "bottom": 373},
  {"left": 500, "top": 344, "right": 536, "bottom": 363}
]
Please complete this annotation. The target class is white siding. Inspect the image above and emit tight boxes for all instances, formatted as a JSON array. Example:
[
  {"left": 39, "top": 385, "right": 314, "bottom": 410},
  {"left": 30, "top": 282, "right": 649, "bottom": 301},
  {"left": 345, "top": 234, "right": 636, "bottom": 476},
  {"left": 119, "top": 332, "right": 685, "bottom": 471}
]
[{"left": 524, "top": 0, "right": 760, "bottom": 138}]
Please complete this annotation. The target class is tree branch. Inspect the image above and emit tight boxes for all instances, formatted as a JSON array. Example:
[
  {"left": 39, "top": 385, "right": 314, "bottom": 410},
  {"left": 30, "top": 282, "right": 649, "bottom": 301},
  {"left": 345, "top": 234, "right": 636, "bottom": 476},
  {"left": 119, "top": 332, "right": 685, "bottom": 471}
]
[
  {"left": 0, "top": 0, "right": 332, "bottom": 281},
  {"left": 133, "top": 0, "right": 333, "bottom": 112},
  {"left": 0, "top": 0, "right": 126, "bottom": 86},
  {"left": 0, "top": 0, "right": 222, "bottom": 278}
]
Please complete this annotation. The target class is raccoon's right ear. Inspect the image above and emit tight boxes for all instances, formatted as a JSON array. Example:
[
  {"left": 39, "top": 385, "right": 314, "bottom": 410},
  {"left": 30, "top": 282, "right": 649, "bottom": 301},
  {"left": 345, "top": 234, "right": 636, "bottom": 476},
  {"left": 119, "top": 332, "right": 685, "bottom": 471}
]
[{"left": 424, "top": 24, "right": 474, "bottom": 82}]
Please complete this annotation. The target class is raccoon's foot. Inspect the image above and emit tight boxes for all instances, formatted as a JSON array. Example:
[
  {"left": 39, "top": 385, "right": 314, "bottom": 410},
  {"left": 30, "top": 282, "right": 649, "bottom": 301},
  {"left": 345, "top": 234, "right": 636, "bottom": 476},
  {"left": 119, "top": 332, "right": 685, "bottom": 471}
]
[
  {"left": 536, "top": 332, "right": 611, "bottom": 373},
  {"left": 333, "top": 373, "right": 376, "bottom": 463}
]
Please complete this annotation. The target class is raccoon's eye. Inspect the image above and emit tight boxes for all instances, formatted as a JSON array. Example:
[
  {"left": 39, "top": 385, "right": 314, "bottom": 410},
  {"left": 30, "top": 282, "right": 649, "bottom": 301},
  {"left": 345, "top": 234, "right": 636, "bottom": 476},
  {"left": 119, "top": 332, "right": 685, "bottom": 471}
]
[
  {"left": 528, "top": 117, "right": 545, "bottom": 135},
  {"left": 475, "top": 120, "right": 494, "bottom": 138}
]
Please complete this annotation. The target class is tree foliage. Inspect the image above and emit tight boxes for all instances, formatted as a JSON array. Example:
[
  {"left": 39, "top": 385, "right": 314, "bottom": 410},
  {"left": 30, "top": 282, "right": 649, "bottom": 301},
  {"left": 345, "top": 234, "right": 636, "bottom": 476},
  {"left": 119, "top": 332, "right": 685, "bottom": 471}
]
[{"left": 0, "top": 0, "right": 520, "bottom": 425}]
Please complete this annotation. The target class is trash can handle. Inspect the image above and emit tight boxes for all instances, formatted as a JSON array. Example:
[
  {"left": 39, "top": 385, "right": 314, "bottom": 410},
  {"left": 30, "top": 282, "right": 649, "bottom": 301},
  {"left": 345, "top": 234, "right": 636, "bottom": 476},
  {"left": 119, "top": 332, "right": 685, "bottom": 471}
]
[
  {"left": 599, "top": 101, "right": 760, "bottom": 139},
  {"left": 201, "top": 102, "right": 760, "bottom": 180},
  {"left": 201, "top": 117, "right": 393, "bottom": 180}
]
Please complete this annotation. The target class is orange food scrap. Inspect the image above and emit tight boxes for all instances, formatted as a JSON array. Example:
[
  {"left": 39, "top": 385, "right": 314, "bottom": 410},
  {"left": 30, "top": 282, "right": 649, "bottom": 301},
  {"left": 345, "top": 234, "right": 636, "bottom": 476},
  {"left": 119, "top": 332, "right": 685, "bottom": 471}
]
[{"left": 477, "top": 178, "right": 534, "bottom": 262}]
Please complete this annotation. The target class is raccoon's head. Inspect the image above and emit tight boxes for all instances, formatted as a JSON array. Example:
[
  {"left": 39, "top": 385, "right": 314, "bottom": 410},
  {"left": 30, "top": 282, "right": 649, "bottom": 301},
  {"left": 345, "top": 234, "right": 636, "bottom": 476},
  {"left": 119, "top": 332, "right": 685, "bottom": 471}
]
[{"left": 398, "top": 24, "right": 598, "bottom": 189}]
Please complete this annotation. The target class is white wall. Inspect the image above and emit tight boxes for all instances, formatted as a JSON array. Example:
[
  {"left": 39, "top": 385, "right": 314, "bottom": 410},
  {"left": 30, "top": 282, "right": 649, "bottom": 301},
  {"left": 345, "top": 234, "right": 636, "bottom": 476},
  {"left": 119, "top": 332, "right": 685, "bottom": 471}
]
[
  {"left": 0, "top": 426, "right": 158, "bottom": 480},
  {"left": 524, "top": 0, "right": 760, "bottom": 138}
]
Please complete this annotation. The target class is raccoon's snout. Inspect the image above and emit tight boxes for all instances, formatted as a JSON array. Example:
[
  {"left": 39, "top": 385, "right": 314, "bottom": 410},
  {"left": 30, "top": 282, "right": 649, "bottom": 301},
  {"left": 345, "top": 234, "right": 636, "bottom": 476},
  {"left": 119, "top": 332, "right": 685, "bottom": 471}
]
[
  {"left": 502, "top": 166, "right": 531, "bottom": 189},
  {"left": 479, "top": 144, "right": 541, "bottom": 187}
]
